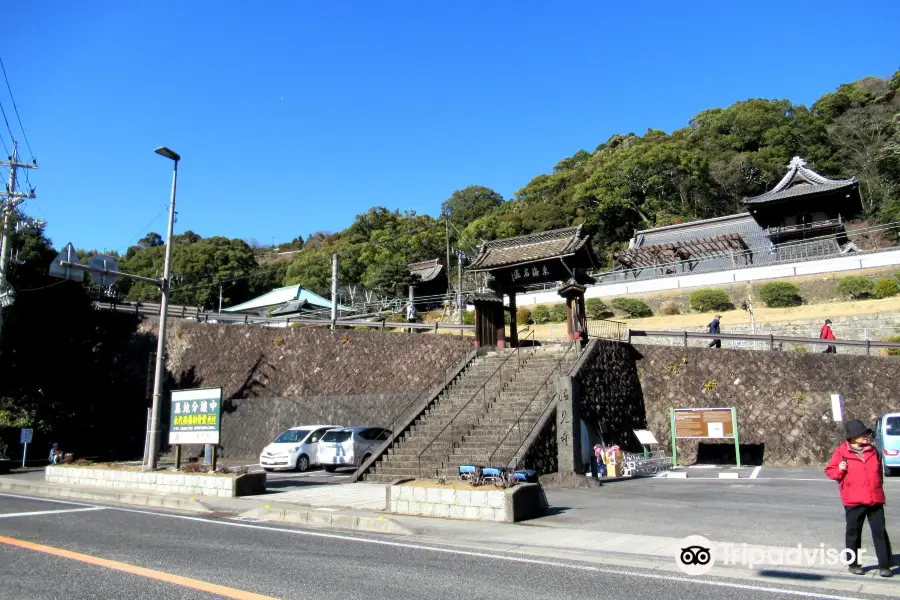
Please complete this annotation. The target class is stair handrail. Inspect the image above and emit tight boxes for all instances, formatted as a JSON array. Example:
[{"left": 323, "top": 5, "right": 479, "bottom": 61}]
[
  {"left": 383, "top": 362, "right": 457, "bottom": 451},
  {"left": 416, "top": 347, "right": 521, "bottom": 479},
  {"left": 486, "top": 340, "right": 577, "bottom": 467}
]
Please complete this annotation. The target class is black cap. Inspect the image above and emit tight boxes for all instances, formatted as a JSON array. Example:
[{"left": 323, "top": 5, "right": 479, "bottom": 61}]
[
  {"left": 845, "top": 419, "right": 871, "bottom": 439},
  {"left": 825, "top": 319, "right": 832, "bottom": 325}
]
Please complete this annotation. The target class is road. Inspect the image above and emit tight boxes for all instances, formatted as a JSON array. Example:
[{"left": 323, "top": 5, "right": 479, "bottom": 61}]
[{"left": 0, "top": 493, "right": 885, "bottom": 600}]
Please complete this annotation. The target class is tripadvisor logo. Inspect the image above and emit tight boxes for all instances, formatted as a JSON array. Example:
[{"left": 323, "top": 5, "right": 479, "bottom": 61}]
[{"left": 675, "top": 536, "right": 867, "bottom": 575}]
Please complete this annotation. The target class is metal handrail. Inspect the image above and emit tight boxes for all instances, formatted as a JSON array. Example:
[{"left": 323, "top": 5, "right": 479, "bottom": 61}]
[
  {"left": 487, "top": 341, "right": 577, "bottom": 467},
  {"left": 416, "top": 347, "right": 521, "bottom": 478},
  {"left": 627, "top": 329, "right": 900, "bottom": 355}
]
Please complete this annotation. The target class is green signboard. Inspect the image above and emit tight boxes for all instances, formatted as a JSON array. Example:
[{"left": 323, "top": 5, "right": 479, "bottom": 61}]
[{"left": 168, "top": 387, "right": 222, "bottom": 445}]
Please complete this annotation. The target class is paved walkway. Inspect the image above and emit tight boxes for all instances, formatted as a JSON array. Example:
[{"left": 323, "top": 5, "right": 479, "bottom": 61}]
[{"left": 248, "top": 482, "right": 387, "bottom": 510}]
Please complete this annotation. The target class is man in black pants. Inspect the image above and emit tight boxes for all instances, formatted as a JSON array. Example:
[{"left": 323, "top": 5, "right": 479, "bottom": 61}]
[{"left": 707, "top": 314, "right": 722, "bottom": 348}]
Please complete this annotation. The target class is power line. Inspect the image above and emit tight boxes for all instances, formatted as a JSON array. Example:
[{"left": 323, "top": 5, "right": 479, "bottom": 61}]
[
  {"left": 0, "top": 100, "right": 14, "bottom": 150},
  {"left": 0, "top": 56, "right": 34, "bottom": 159}
]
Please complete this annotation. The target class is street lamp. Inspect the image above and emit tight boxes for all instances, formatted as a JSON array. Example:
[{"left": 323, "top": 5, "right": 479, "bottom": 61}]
[{"left": 145, "top": 146, "right": 180, "bottom": 470}]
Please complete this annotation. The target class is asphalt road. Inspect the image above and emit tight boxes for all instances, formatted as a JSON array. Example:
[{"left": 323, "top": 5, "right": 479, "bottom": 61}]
[
  {"left": 541, "top": 471, "right": 900, "bottom": 549},
  {"left": 0, "top": 493, "right": 884, "bottom": 600}
]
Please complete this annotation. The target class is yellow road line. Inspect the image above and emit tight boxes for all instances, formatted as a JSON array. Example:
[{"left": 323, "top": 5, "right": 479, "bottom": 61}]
[{"left": 0, "top": 535, "right": 279, "bottom": 600}]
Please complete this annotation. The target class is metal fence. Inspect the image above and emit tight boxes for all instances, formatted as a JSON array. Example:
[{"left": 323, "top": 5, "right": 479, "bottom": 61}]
[
  {"left": 586, "top": 318, "right": 628, "bottom": 341},
  {"left": 627, "top": 329, "right": 900, "bottom": 356}
]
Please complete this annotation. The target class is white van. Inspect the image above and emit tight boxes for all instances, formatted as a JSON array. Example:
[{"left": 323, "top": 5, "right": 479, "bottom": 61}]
[
  {"left": 317, "top": 427, "right": 391, "bottom": 472},
  {"left": 259, "top": 425, "right": 341, "bottom": 472}
]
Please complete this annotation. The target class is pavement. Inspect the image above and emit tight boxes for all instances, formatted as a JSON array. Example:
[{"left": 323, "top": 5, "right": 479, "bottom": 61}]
[
  {"left": 0, "top": 493, "right": 893, "bottom": 600},
  {"left": 3, "top": 466, "right": 900, "bottom": 598}
]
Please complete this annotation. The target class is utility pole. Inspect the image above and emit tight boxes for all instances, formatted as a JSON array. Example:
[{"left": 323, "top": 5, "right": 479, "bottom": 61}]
[
  {"left": 0, "top": 141, "right": 38, "bottom": 349},
  {"left": 330, "top": 253, "right": 338, "bottom": 329},
  {"left": 218, "top": 284, "right": 223, "bottom": 314},
  {"left": 444, "top": 215, "right": 451, "bottom": 310},
  {"left": 457, "top": 249, "right": 463, "bottom": 335}
]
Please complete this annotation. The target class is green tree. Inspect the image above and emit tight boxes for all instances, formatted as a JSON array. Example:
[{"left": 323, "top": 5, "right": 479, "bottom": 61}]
[{"left": 441, "top": 186, "right": 504, "bottom": 229}]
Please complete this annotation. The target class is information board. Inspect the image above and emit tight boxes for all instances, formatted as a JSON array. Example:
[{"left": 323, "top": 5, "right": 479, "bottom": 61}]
[
  {"left": 673, "top": 408, "right": 735, "bottom": 439},
  {"left": 168, "top": 387, "right": 223, "bottom": 445}
]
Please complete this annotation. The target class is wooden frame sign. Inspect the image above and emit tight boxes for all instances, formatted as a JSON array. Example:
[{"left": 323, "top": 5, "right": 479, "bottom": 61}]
[{"left": 670, "top": 407, "right": 741, "bottom": 467}]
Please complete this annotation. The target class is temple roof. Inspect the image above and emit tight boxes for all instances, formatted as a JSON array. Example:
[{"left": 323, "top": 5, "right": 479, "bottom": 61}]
[
  {"left": 468, "top": 225, "right": 595, "bottom": 271},
  {"left": 615, "top": 233, "right": 749, "bottom": 270},
  {"left": 408, "top": 259, "right": 444, "bottom": 282},
  {"left": 743, "top": 157, "right": 858, "bottom": 205}
]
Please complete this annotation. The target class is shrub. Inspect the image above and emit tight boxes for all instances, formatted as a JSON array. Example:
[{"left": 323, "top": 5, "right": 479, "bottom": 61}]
[
  {"left": 549, "top": 304, "right": 568, "bottom": 323},
  {"left": 689, "top": 289, "right": 733, "bottom": 312},
  {"left": 659, "top": 300, "right": 681, "bottom": 316},
  {"left": 875, "top": 278, "right": 899, "bottom": 299},
  {"left": 611, "top": 297, "right": 653, "bottom": 318},
  {"left": 182, "top": 462, "right": 209, "bottom": 473},
  {"left": 585, "top": 298, "right": 613, "bottom": 319},
  {"left": 515, "top": 306, "right": 532, "bottom": 325},
  {"left": 836, "top": 276, "right": 875, "bottom": 300},
  {"left": 462, "top": 310, "right": 475, "bottom": 325},
  {"left": 882, "top": 335, "right": 900, "bottom": 357},
  {"left": 531, "top": 305, "right": 550, "bottom": 323},
  {"left": 759, "top": 282, "right": 803, "bottom": 308}
]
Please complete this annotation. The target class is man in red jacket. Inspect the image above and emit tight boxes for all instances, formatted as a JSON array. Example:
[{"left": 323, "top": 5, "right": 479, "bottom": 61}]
[
  {"left": 825, "top": 419, "right": 894, "bottom": 577},
  {"left": 820, "top": 318, "right": 837, "bottom": 353}
]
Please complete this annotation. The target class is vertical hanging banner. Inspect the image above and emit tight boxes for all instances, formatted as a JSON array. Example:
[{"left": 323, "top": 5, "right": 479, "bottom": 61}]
[{"left": 168, "top": 387, "right": 223, "bottom": 445}]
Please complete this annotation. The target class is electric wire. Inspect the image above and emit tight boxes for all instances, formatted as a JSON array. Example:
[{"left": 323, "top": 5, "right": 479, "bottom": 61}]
[{"left": 0, "top": 56, "right": 35, "bottom": 159}]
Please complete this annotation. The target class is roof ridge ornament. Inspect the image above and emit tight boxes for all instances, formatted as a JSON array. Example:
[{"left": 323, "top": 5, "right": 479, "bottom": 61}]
[{"left": 789, "top": 156, "right": 807, "bottom": 170}]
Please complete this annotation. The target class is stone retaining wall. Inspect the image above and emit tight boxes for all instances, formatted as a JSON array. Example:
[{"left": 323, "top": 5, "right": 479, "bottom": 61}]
[
  {"left": 387, "top": 483, "right": 547, "bottom": 523},
  {"left": 45, "top": 465, "right": 265, "bottom": 498}
]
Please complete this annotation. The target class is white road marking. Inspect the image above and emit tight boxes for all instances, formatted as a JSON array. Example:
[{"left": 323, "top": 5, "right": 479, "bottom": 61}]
[
  {"left": 750, "top": 466, "right": 762, "bottom": 479},
  {"left": 0, "top": 492, "right": 873, "bottom": 599},
  {"left": 0, "top": 493, "right": 99, "bottom": 507},
  {"left": 0, "top": 507, "right": 106, "bottom": 518}
]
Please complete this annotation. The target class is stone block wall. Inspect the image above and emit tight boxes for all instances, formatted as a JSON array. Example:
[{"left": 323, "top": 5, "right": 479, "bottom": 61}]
[
  {"left": 45, "top": 465, "right": 264, "bottom": 497},
  {"left": 387, "top": 483, "right": 546, "bottom": 523},
  {"left": 635, "top": 345, "right": 900, "bottom": 466}
]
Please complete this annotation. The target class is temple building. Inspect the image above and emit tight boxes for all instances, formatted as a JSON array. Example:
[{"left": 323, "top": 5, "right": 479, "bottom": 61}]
[
  {"left": 611, "top": 157, "right": 863, "bottom": 280},
  {"left": 408, "top": 258, "right": 448, "bottom": 299}
]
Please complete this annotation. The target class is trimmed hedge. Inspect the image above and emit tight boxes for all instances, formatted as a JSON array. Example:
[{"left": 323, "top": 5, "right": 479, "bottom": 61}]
[
  {"left": 836, "top": 276, "right": 875, "bottom": 300},
  {"left": 516, "top": 306, "right": 532, "bottom": 325},
  {"left": 875, "top": 278, "right": 899, "bottom": 299},
  {"left": 585, "top": 298, "right": 613, "bottom": 319},
  {"left": 660, "top": 300, "right": 681, "bottom": 316},
  {"left": 531, "top": 305, "right": 550, "bottom": 324},
  {"left": 759, "top": 282, "right": 803, "bottom": 308},
  {"left": 611, "top": 297, "right": 653, "bottom": 318},
  {"left": 689, "top": 289, "right": 733, "bottom": 312},
  {"left": 549, "top": 304, "right": 568, "bottom": 323}
]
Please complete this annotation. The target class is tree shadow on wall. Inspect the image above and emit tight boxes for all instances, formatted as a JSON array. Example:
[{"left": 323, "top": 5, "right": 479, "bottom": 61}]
[
  {"left": 225, "top": 353, "right": 273, "bottom": 413},
  {"left": 696, "top": 442, "right": 765, "bottom": 466}
]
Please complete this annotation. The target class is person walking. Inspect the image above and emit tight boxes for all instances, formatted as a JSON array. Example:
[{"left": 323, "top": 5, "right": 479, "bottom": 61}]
[
  {"left": 707, "top": 314, "right": 722, "bottom": 348},
  {"left": 825, "top": 419, "right": 894, "bottom": 577},
  {"left": 821, "top": 318, "right": 837, "bottom": 354}
]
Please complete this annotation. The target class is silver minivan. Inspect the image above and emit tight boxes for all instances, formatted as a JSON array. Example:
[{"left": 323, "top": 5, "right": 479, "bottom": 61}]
[
  {"left": 259, "top": 425, "right": 341, "bottom": 472},
  {"left": 317, "top": 427, "right": 391, "bottom": 472}
]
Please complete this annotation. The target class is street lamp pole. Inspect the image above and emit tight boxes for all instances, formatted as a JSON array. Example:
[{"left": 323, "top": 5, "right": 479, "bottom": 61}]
[{"left": 145, "top": 146, "right": 180, "bottom": 470}]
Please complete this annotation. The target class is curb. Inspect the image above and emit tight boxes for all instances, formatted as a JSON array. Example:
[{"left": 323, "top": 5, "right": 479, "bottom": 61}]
[
  {"left": 0, "top": 479, "right": 209, "bottom": 512},
  {"left": 238, "top": 506, "right": 413, "bottom": 536}
]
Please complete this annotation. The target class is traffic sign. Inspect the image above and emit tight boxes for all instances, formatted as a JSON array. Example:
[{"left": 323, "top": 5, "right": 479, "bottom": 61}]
[
  {"left": 48, "top": 243, "right": 85, "bottom": 282},
  {"left": 88, "top": 254, "right": 119, "bottom": 286},
  {"left": 20, "top": 428, "right": 33, "bottom": 444}
]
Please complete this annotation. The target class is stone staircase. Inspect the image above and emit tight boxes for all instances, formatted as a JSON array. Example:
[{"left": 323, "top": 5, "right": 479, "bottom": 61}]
[{"left": 362, "top": 345, "right": 577, "bottom": 481}]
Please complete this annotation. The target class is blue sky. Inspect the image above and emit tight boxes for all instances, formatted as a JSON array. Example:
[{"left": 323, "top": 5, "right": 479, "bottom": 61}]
[{"left": 4, "top": 1, "right": 899, "bottom": 254}]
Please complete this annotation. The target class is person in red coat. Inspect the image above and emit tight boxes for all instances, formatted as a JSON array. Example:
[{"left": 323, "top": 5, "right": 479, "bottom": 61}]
[
  {"left": 820, "top": 318, "right": 837, "bottom": 353},
  {"left": 825, "top": 419, "right": 894, "bottom": 577}
]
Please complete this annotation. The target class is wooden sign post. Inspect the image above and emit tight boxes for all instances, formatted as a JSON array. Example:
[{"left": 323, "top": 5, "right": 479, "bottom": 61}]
[{"left": 670, "top": 407, "right": 740, "bottom": 467}]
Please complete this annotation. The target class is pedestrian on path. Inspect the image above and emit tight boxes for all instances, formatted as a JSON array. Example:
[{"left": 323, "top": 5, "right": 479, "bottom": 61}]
[
  {"left": 821, "top": 318, "right": 837, "bottom": 354},
  {"left": 707, "top": 314, "right": 722, "bottom": 348},
  {"left": 824, "top": 419, "right": 894, "bottom": 577}
]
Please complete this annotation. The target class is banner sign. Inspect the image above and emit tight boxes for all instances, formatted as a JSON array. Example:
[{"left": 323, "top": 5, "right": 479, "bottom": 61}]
[{"left": 168, "top": 387, "right": 223, "bottom": 445}]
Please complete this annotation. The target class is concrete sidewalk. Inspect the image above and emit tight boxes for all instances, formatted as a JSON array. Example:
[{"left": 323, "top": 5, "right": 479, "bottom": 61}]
[{"left": 2, "top": 474, "right": 898, "bottom": 597}]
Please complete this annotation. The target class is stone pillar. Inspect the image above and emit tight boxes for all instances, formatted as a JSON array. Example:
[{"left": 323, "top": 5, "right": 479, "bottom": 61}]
[
  {"left": 557, "top": 283, "right": 588, "bottom": 343},
  {"left": 556, "top": 376, "right": 583, "bottom": 474},
  {"left": 508, "top": 291, "right": 518, "bottom": 347}
]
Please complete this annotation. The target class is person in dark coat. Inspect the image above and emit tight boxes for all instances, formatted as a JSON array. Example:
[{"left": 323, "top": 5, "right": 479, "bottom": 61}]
[
  {"left": 821, "top": 318, "right": 837, "bottom": 354},
  {"left": 707, "top": 314, "right": 722, "bottom": 348},
  {"left": 825, "top": 419, "right": 894, "bottom": 577}
]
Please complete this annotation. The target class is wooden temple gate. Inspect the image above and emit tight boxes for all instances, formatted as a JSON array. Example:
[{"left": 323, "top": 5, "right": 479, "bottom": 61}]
[{"left": 466, "top": 225, "right": 600, "bottom": 348}]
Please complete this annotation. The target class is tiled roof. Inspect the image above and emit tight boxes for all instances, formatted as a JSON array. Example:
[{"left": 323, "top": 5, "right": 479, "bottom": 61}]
[
  {"left": 468, "top": 225, "right": 591, "bottom": 271},
  {"left": 409, "top": 259, "right": 444, "bottom": 282},
  {"left": 743, "top": 156, "right": 858, "bottom": 205},
  {"left": 223, "top": 284, "right": 352, "bottom": 313}
]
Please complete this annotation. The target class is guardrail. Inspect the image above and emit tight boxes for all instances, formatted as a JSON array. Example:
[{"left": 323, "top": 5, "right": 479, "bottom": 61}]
[
  {"left": 626, "top": 329, "right": 900, "bottom": 356},
  {"left": 93, "top": 301, "right": 475, "bottom": 332},
  {"left": 586, "top": 318, "right": 627, "bottom": 341}
]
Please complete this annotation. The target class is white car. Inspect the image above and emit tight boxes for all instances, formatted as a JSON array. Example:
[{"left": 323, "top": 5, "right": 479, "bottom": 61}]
[
  {"left": 317, "top": 426, "right": 391, "bottom": 472},
  {"left": 259, "top": 425, "right": 341, "bottom": 472}
]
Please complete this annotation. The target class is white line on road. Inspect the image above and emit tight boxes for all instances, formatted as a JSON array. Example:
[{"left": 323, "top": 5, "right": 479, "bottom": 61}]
[
  {"left": 750, "top": 466, "right": 762, "bottom": 479},
  {"left": 0, "top": 493, "right": 100, "bottom": 507},
  {"left": 0, "top": 507, "right": 106, "bottom": 519},
  {"left": 91, "top": 503, "right": 864, "bottom": 600}
]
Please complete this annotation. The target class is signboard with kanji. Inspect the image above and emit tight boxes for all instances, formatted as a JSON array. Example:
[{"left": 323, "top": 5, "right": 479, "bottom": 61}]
[
  {"left": 168, "top": 387, "right": 222, "bottom": 445},
  {"left": 672, "top": 408, "right": 734, "bottom": 439}
]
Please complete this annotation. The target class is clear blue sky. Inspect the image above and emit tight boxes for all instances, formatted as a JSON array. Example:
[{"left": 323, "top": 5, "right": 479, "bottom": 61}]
[{"left": 4, "top": 1, "right": 899, "bottom": 254}]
